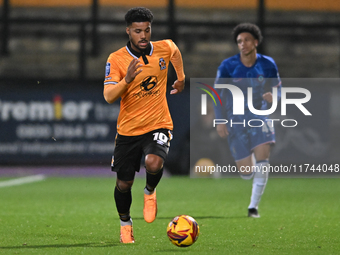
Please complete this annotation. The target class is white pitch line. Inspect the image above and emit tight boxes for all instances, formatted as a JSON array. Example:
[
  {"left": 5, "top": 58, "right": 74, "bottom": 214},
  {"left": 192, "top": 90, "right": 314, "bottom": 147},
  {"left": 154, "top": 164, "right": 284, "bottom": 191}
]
[{"left": 0, "top": 174, "right": 46, "bottom": 188}]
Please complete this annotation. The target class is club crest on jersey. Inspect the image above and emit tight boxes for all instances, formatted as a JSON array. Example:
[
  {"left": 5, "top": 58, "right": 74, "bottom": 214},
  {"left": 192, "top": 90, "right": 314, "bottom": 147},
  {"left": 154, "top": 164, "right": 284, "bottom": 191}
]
[
  {"left": 140, "top": 76, "right": 158, "bottom": 91},
  {"left": 159, "top": 58, "right": 166, "bottom": 70},
  {"left": 257, "top": 75, "right": 264, "bottom": 82}
]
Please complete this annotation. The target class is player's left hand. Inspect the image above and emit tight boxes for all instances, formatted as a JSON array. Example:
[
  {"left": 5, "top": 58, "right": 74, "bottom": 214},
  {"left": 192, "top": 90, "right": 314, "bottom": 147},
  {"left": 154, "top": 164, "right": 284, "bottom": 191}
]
[
  {"left": 170, "top": 80, "right": 185, "bottom": 94},
  {"left": 262, "top": 92, "right": 273, "bottom": 103}
]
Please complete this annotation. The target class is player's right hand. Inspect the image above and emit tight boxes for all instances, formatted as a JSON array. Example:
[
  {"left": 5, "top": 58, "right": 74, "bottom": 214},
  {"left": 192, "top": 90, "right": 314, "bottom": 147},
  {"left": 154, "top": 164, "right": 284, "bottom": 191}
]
[
  {"left": 216, "top": 124, "right": 229, "bottom": 138},
  {"left": 125, "top": 58, "right": 143, "bottom": 84}
]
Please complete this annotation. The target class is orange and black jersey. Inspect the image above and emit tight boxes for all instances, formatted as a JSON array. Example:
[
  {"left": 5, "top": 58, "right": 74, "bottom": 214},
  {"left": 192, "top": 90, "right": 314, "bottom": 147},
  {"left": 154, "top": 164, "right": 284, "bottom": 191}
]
[{"left": 104, "top": 39, "right": 185, "bottom": 136}]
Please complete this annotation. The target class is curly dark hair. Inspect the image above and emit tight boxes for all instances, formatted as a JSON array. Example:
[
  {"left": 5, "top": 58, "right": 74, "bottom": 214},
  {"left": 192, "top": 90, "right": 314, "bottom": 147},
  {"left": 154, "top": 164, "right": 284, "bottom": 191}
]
[
  {"left": 232, "top": 23, "right": 263, "bottom": 45},
  {"left": 125, "top": 7, "right": 154, "bottom": 26}
]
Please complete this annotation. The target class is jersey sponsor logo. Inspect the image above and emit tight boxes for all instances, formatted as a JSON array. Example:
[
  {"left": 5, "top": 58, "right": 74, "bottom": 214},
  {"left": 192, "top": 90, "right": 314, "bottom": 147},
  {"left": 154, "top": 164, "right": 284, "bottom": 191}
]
[
  {"left": 105, "top": 63, "right": 111, "bottom": 76},
  {"left": 140, "top": 76, "right": 158, "bottom": 91},
  {"left": 134, "top": 89, "right": 160, "bottom": 99},
  {"left": 133, "top": 76, "right": 160, "bottom": 98},
  {"left": 159, "top": 58, "right": 166, "bottom": 70}
]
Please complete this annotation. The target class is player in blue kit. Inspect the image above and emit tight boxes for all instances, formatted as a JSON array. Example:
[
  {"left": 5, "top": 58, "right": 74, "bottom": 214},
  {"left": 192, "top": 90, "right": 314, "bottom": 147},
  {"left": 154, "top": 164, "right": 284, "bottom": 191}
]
[{"left": 214, "top": 23, "right": 282, "bottom": 217}]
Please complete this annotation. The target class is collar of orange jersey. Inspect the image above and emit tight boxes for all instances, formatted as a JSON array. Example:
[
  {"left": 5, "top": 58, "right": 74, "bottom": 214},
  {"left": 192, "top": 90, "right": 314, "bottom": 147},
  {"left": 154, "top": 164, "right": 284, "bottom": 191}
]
[{"left": 126, "top": 41, "right": 153, "bottom": 65}]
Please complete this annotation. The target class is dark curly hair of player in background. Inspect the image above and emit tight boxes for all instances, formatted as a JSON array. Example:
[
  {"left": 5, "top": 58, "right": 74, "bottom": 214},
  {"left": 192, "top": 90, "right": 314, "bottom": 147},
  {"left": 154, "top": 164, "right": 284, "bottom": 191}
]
[
  {"left": 125, "top": 7, "right": 154, "bottom": 26},
  {"left": 232, "top": 23, "right": 263, "bottom": 45}
]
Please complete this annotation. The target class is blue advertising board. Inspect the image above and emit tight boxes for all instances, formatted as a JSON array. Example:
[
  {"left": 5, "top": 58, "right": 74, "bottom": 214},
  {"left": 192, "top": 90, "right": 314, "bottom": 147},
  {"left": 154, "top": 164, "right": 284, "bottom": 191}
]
[{"left": 0, "top": 82, "right": 119, "bottom": 165}]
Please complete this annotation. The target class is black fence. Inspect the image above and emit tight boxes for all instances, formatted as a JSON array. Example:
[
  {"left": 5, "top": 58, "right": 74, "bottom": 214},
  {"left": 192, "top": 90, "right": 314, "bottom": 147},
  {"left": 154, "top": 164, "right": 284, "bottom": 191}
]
[{"left": 2, "top": 0, "right": 340, "bottom": 79}]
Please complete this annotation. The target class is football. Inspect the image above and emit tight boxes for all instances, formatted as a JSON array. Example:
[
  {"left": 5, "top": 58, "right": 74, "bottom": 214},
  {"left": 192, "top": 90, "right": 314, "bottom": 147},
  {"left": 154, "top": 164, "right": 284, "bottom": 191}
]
[{"left": 166, "top": 215, "right": 200, "bottom": 247}]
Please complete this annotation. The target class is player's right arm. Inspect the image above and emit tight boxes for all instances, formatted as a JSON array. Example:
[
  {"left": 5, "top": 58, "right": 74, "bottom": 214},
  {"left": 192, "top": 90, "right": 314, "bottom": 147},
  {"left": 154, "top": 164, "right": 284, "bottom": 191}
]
[{"left": 103, "top": 58, "right": 143, "bottom": 104}]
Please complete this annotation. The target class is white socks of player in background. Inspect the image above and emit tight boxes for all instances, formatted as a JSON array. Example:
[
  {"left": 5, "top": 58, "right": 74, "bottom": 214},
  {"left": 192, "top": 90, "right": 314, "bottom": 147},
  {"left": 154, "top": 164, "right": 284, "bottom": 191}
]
[{"left": 248, "top": 160, "right": 269, "bottom": 209}]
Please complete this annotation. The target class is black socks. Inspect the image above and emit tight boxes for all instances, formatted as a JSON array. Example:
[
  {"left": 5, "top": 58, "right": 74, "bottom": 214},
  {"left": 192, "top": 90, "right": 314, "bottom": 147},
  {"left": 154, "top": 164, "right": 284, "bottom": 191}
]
[{"left": 114, "top": 185, "right": 132, "bottom": 221}]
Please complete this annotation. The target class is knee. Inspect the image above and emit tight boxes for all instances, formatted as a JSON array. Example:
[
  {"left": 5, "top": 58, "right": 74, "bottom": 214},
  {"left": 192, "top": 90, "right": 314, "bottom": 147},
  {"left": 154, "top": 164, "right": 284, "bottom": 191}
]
[
  {"left": 238, "top": 164, "right": 254, "bottom": 180},
  {"left": 145, "top": 154, "right": 163, "bottom": 173},
  {"left": 240, "top": 172, "right": 255, "bottom": 180},
  {"left": 116, "top": 179, "right": 134, "bottom": 192}
]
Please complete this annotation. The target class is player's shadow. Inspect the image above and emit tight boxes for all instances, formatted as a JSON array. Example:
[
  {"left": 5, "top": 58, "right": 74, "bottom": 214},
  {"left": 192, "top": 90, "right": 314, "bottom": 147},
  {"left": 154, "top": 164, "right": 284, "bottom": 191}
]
[
  {"left": 190, "top": 216, "right": 246, "bottom": 219},
  {"left": 0, "top": 242, "right": 118, "bottom": 250},
  {"left": 157, "top": 249, "right": 191, "bottom": 253},
  {"left": 133, "top": 215, "right": 246, "bottom": 220}
]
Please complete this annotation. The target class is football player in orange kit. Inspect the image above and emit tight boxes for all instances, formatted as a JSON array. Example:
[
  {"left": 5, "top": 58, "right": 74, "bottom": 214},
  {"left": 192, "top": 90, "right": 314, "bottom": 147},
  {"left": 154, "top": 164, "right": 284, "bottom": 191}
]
[{"left": 103, "top": 7, "right": 185, "bottom": 243}]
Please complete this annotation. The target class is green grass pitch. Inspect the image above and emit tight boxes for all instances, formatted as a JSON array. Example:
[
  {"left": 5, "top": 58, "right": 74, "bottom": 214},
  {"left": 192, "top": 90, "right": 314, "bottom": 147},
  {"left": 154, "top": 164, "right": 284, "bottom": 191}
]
[{"left": 0, "top": 176, "right": 339, "bottom": 254}]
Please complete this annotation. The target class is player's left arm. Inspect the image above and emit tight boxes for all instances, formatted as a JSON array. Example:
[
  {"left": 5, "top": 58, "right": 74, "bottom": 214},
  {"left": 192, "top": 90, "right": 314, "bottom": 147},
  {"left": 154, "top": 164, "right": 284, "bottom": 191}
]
[
  {"left": 166, "top": 40, "right": 185, "bottom": 94},
  {"left": 170, "top": 79, "right": 185, "bottom": 94},
  {"left": 263, "top": 59, "right": 282, "bottom": 103}
]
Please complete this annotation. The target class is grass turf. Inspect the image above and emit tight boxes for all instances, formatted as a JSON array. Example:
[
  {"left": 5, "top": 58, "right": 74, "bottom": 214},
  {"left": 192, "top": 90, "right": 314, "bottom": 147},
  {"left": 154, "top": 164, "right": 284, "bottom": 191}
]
[{"left": 0, "top": 176, "right": 339, "bottom": 254}]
